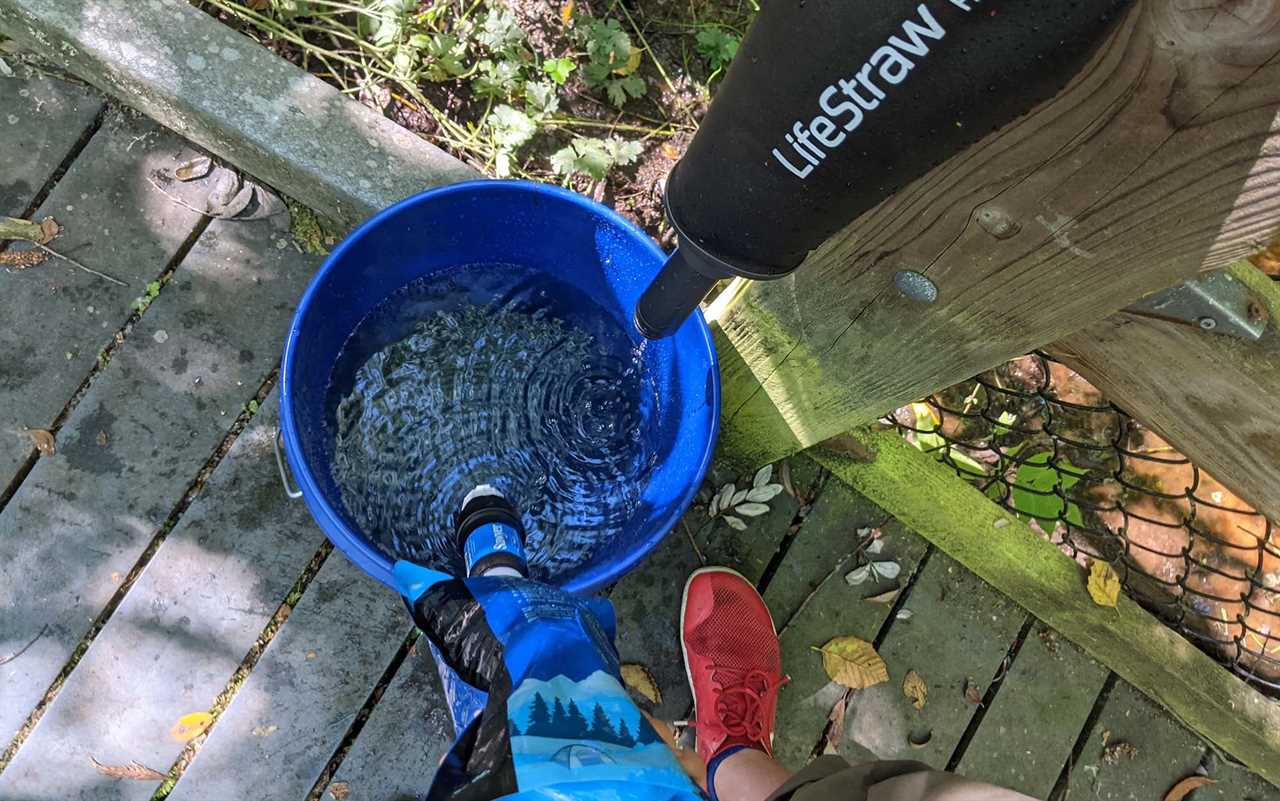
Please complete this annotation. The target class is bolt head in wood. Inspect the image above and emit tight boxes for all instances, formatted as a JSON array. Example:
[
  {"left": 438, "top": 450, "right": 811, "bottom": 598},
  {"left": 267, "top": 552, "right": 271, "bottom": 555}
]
[{"left": 894, "top": 271, "right": 938, "bottom": 304}]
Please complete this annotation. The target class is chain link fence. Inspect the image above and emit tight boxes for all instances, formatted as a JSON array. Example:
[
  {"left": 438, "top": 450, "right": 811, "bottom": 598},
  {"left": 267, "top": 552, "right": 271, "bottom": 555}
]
[{"left": 890, "top": 353, "right": 1280, "bottom": 695}]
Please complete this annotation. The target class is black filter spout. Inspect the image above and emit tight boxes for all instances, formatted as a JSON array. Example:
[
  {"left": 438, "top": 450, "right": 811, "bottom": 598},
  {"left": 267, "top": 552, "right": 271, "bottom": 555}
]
[{"left": 635, "top": 0, "right": 1132, "bottom": 339}]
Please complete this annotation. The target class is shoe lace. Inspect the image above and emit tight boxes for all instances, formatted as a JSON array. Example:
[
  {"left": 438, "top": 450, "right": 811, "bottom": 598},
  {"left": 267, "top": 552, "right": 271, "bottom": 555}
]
[{"left": 703, "top": 666, "right": 789, "bottom": 744}]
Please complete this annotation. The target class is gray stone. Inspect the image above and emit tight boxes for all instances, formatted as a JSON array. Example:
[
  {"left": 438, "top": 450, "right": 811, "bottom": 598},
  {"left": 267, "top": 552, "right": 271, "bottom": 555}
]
[
  {"left": 165, "top": 556, "right": 409, "bottom": 801},
  {"left": 0, "top": 70, "right": 102, "bottom": 216},
  {"left": 0, "top": 210, "right": 319, "bottom": 748},
  {"left": 326, "top": 642, "right": 455, "bottom": 801},
  {"left": 0, "top": 110, "right": 205, "bottom": 483},
  {"left": 0, "top": 0, "right": 478, "bottom": 231},
  {"left": 955, "top": 623, "right": 1109, "bottom": 798},
  {"left": 0, "top": 396, "right": 327, "bottom": 801}
]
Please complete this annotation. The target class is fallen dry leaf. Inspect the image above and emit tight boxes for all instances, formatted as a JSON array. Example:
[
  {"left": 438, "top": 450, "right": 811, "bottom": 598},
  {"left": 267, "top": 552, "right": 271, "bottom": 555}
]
[
  {"left": 328, "top": 780, "right": 351, "bottom": 800},
  {"left": 89, "top": 756, "right": 166, "bottom": 781},
  {"left": 1163, "top": 775, "right": 1216, "bottom": 801},
  {"left": 0, "top": 249, "right": 46, "bottom": 269},
  {"left": 621, "top": 663, "right": 662, "bottom": 707},
  {"left": 559, "top": 0, "right": 574, "bottom": 26},
  {"left": 169, "top": 711, "right": 214, "bottom": 742},
  {"left": 660, "top": 142, "right": 681, "bottom": 160},
  {"left": 1100, "top": 728, "right": 1112, "bottom": 746},
  {"left": 38, "top": 217, "right": 59, "bottom": 244},
  {"left": 1101, "top": 741, "right": 1138, "bottom": 765},
  {"left": 28, "top": 428, "right": 55, "bottom": 455},
  {"left": 903, "top": 670, "right": 927, "bottom": 710},
  {"left": 251, "top": 724, "right": 278, "bottom": 737},
  {"left": 816, "top": 636, "right": 889, "bottom": 690},
  {"left": 865, "top": 588, "right": 901, "bottom": 605},
  {"left": 963, "top": 678, "right": 983, "bottom": 706},
  {"left": 823, "top": 693, "right": 848, "bottom": 755},
  {"left": 96, "top": 430, "right": 108, "bottom": 447},
  {"left": 174, "top": 156, "right": 213, "bottom": 182},
  {"left": 1087, "top": 561, "right": 1121, "bottom": 608}
]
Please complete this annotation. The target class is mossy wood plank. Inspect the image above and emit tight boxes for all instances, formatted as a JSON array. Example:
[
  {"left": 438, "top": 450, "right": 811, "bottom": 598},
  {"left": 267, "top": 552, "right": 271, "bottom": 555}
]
[
  {"left": 1048, "top": 261, "right": 1280, "bottom": 522},
  {"left": 0, "top": 71, "right": 102, "bottom": 217},
  {"left": 0, "top": 208, "right": 317, "bottom": 753},
  {"left": 763, "top": 476, "right": 908, "bottom": 629},
  {"left": 1066, "top": 682, "right": 1280, "bottom": 801},
  {"left": 812, "top": 429, "right": 1280, "bottom": 789},
  {"left": 714, "top": 4, "right": 1280, "bottom": 470},
  {"left": 691, "top": 456, "right": 820, "bottom": 585},
  {"left": 608, "top": 521, "right": 703, "bottom": 721},
  {"left": 0, "top": 112, "right": 205, "bottom": 483},
  {"left": 165, "top": 558, "right": 409, "bottom": 801},
  {"left": 0, "top": 398, "right": 326, "bottom": 801},
  {"left": 324, "top": 642, "right": 455, "bottom": 801},
  {"left": 770, "top": 524, "right": 930, "bottom": 770},
  {"left": 837, "top": 554, "right": 1024, "bottom": 770},
  {"left": 956, "top": 623, "right": 1109, "bottom": 798}
]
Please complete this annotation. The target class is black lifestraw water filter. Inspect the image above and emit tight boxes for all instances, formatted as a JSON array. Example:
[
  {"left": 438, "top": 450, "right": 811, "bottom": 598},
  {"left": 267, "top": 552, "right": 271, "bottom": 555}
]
[{"left": 634, "top": 0, "right": 1132, "bottom": 339}]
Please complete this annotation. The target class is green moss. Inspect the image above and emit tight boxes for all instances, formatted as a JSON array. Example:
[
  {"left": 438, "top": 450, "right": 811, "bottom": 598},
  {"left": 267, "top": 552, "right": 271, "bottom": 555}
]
[{"left": 287, "top": 201, "right": 337, "bottom": 255}]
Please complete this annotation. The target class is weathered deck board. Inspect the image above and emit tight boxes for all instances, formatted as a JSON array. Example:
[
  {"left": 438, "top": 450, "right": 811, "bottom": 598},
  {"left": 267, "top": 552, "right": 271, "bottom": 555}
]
[
  {"left": 690, "top": 457, "right": 820, "bottom": 585},
  {"left": 1065, "top": 681, "right": 1280, "bottom": 801},
  {"left": 770, "top": 519, "right": 930, "bottom": 769},
  {"left": 763, "top": 478, "right": 898, "bottom": 629},
  {"left": 608, "top": 522, "right": 702, "bottom": 721},
  {"left": 0, "top": 211, "right": 317, "bottom": 749},
  {"left": 324, "top": 643, "right": 456, "bottom": 801},
  {"left": 165, "top": 557, "right": 409, "bottom": 801},
  {"left": 0, "top": 71, "right": 101, "bottom": 217},
  {"left": 955, "top": 624, "right": 1109, "bottom": 798},
  {"left": 0, "top": 110, "right": 205, "bottom": 482},
  {"left": 838, "top": 554, "right": 1024, "bottom": 769},
  {"left": 0, "top": 397, "right": 328, "bottom": 801}
]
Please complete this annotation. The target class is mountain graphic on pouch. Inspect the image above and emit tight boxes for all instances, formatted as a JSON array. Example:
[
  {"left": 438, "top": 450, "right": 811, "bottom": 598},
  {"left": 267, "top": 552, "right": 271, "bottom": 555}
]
[{"left": 508, "top": 671, "right": 662, "bottom": 748}]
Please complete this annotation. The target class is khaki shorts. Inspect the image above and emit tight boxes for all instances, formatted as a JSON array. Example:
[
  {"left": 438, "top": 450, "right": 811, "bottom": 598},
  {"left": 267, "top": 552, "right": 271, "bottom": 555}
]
[{"left": 765, "top": 757, "right": 1039, "bottom": 801}]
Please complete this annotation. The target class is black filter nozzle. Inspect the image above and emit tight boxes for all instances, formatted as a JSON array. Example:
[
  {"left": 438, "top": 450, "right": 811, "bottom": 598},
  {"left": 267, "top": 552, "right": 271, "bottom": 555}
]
[{"left": 636, "top": 0, "right": 1132, "bottom": 339}]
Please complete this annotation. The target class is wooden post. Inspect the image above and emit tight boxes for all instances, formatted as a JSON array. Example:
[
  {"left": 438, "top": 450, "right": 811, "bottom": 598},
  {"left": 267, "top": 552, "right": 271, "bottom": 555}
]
[
  {"left": 1047, "top": 261, "right": 1280, "bottom": 522},
  {"left": 715, "top": 0, "right": 1280, "bottom": 470}
]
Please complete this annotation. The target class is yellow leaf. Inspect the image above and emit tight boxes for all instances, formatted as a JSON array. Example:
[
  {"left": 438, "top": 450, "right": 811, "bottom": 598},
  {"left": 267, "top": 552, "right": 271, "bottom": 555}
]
[
  {"left": 1087, "top": 561, "right": 1121, "bottom": 608},
  {"left": 903, "top": 670, "right": 927, "bottom": 710},
  {"left": 559, "top": 0, "right": 574, "bottom": 26},
  {"left": 909, "top": 402, "right": 939, "bottom": 429},
  {"left": 621, "top": 663, "right": 662, "bottom": 706},
  {"left": 816, "top": 636, "right": 888, "bottom": 690},
  {"left": 1163, "top": 775, "right": 1216, "bottom": 801},
  {"left": 613, "top": 47, "right": 643, "bottom": 76},
  {"left": 169, "top": 711, "right": 214, "bottom": 742}
]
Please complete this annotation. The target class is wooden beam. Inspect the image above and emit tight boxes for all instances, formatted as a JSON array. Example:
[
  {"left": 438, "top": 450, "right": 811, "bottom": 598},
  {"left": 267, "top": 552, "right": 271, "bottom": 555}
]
[
  {"left": 811, "top": 428, "right": 1280, "bottom": 789},
  {"left": 715, "top": 0, "right": 1280, "bottom": 470},
  {"left": 1047, "top": 261, "right": 1280, "bottom": 522}
]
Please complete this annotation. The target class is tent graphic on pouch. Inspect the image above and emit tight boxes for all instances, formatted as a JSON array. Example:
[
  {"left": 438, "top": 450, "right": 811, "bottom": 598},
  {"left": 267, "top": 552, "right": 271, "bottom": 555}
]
[{"left": 550, "top": 743, "right": 617, "bottom": 769}]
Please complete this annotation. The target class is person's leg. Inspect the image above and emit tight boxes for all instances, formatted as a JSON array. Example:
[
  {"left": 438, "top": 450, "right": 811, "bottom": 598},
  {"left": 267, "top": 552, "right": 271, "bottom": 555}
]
[{"left": 681, "top": 567, "right": 793, "bottom": 801}]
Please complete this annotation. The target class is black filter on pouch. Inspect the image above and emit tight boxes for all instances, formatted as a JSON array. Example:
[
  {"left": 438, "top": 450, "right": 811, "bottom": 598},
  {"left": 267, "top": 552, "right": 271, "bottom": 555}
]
[{"left": 635, "top": 0, "right": 1133, "bottom": 338}]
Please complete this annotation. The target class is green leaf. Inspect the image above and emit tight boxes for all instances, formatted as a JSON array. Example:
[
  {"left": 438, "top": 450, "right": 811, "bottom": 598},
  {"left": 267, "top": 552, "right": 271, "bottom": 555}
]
[
  {"left": 695, "top": 26, "right": 740, "bottom": 72},
  {"left": 1010, "top": 452, "right": 1085, "bottom": 528},
  {"left": 603, "top": 137, "right": 643, "bottom": 166},
  {"left": 474, "top": 58, "right": 523, "bottom": 98},
  {"left": 416, "top": 33, "right": 468, "bottom": 81},
  {"left": 269, "top": 0, "right": 316, "bottom": 21},
  {"left": 581, "top": 18, "right": 632, "bottom": 78},
  {"left": 550, "top": 136, "right": 642, "bottom": 180},
  {"left": 525, "top": 81, "right": 559, "bottom": 117},
  {"left": 542, "top": 57, "right": 576, "bottom": 85},
  {"left": 476, "top": 6, "right": 525, "bottom": 54},
  {"left": 489, "top": 104, "right": 537, "bottom": 150},
  {"left": 603, "top": 74, "right": 645, "bottom": 107},
  {"left": 993, "top": 410, "right": 1018, "bottom": 437}
]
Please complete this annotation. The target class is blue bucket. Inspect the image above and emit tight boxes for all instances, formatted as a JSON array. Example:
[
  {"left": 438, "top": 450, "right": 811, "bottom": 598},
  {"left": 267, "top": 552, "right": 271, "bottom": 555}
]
[{"left": 280, "top": 180, "right": 719, "bottom": 594}]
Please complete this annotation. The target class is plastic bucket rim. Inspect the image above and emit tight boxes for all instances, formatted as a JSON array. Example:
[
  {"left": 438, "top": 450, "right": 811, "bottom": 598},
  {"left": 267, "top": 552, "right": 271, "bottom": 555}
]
[{"left": 279, "top": 178, "right": 719, "bottom": 595}]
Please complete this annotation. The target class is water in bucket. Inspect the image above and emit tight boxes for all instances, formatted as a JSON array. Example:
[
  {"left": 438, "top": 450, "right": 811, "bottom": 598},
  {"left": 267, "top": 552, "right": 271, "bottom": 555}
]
[{"left": 326, "top": 261, "right": 661, "bottom": 580}]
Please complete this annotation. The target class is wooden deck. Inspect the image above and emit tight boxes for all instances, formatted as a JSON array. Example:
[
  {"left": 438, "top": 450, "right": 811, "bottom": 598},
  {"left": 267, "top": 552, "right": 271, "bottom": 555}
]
[{"left": 1, "top": 70, "right": 1277, "bottom": 801}]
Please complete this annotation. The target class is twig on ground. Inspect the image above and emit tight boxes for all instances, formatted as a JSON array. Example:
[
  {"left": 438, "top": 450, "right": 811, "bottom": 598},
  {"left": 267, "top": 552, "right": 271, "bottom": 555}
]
[
  {"left": 29, "top": 243, "right": 128, "bottom": 287},
  {"left": 0, "top": 624, "right": 48, "bottom": 666}
]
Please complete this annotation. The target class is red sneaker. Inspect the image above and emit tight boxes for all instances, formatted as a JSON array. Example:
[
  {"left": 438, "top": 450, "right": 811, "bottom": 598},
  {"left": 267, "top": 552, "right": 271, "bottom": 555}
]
[{"left": 681, "top": 566, "right": 788, "bottom": 764}]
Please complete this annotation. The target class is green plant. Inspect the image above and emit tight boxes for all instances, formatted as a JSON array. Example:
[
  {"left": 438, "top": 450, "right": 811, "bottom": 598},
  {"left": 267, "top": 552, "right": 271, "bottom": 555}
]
[
  {"left": 474, "top": 58, "right": 523, "bottom": 98},
  {"left": 695, "top": 26, "right": 739, "bottom": 76},
  {"left": 550, "top": 136, "right": 643, "bottom": 181},
  {"left": 475, "top": 6, "right": 524, "bottom": 56},
  {"left": 131, "top": 280, "right": 162, "bottom": 313},
  {"left": 1010, "top": 452, "right": 1086, "bottom": 528},
  {"left": 542, "top": 57, "right": 576, "bottom": 85},
  {"left": 411, "top": 33, "right": 468, "bottom": 81},
  {"left": 579, "top": 18, "right": 645, "bottom": 107},
  {"left": 488, "top": 104, "right": 537, "bottom": 177}
]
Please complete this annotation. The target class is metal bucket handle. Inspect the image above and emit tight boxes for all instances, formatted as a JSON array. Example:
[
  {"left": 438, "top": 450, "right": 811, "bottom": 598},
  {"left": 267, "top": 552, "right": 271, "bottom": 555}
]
[{"left": 273, "top": 428, "right": 304, "bottom": 499}]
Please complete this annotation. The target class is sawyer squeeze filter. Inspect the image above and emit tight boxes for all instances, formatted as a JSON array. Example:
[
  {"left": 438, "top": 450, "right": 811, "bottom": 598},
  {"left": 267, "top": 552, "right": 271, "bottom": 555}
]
[
  {"left": 635, "top": 0, "right": 1133, "bottom": 338},
  {"left": 456, "top": 485, "right": 529, "bottom": 578}
]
